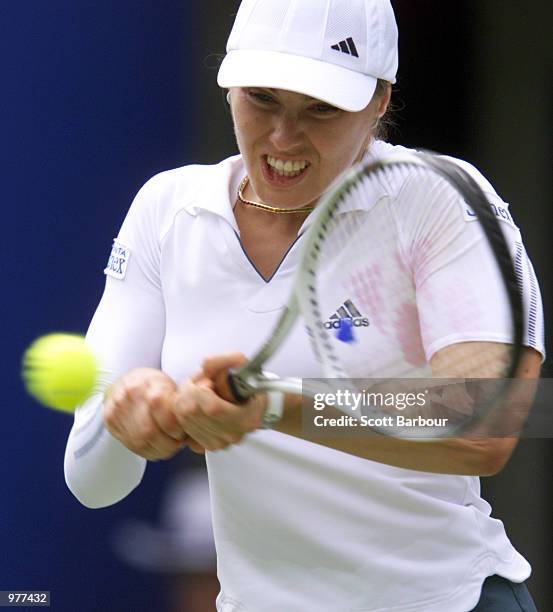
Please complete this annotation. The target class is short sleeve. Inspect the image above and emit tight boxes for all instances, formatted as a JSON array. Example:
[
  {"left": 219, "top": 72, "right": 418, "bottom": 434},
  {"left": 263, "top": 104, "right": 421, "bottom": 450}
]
[{"left": 394, "top": 165, "right": 545, "bottom": 362}]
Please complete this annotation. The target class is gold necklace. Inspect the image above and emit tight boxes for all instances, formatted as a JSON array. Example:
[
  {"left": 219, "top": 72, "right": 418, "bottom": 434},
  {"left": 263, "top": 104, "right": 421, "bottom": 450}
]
[{"left": 237, "top": 176, "right": 315, "bottom": 214}]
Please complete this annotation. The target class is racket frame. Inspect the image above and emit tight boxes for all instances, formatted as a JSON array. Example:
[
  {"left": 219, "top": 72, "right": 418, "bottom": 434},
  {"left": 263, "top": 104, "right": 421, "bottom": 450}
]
[{"left": 228, "top": 152, "right": 525, "bottom": 437}]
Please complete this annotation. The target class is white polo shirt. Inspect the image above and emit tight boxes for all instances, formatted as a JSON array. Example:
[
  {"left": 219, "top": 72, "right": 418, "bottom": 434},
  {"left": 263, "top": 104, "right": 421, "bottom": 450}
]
[{"left": 65, "top": 141, "right": 544, "bottom": 612}]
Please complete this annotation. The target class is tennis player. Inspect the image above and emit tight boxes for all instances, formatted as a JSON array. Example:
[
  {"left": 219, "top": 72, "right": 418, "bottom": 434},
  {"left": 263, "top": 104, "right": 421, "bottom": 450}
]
[{"left": 65, "top": 1, "right": 544, "bottom": 610}]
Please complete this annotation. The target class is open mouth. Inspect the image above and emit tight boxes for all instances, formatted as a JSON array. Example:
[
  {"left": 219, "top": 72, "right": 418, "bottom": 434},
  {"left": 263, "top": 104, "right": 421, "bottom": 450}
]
[{"left": 264, "top": 155, "right": 311, "bottom": 180}]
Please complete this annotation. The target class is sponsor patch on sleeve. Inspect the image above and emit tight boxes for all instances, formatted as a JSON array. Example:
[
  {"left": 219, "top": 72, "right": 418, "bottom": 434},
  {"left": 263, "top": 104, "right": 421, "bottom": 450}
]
[
  {"left": 104, "top": 239, "right": 131, "bottom": 280},
  {"left": 463, "top": 199, "right": 517, "bottom": 228}
]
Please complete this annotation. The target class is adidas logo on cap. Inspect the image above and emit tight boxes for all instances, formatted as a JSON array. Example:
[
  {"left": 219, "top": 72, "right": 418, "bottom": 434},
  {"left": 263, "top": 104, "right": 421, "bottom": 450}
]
[{"left": 331, "top": 37, "right": 359, "bottom": 58}]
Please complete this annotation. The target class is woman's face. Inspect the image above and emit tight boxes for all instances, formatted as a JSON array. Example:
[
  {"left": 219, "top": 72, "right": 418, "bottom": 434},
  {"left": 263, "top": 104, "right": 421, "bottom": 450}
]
[{"left": 229, "top": 86, "right": 390, "bottom": 208}]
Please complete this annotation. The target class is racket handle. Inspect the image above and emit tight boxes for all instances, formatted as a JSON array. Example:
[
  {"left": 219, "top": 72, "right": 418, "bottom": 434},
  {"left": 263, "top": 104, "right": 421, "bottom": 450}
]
[
  {"left": 212, "top": 368, "right": 249, "bottom": 403},
  {"left": 218, "top": 370, "right": 283, "bottom": 430},
  {"left": 226, "top": 370, "right": 250, "bottom": 403}
]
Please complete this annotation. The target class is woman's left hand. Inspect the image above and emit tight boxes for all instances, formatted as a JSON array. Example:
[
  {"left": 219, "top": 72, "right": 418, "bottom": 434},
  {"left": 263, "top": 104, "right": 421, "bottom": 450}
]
[{"left": 176, "top": 353, "right": 266, "bottom": 452}]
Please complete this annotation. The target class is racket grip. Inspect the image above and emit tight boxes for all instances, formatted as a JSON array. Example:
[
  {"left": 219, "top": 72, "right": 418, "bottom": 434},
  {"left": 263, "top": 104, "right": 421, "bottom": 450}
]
[
  {"left": 212, "top": 368, "right": 248, "bottom": 403},
  {"left": 226, "top": 370, "right": 250, "bottom": 403}
]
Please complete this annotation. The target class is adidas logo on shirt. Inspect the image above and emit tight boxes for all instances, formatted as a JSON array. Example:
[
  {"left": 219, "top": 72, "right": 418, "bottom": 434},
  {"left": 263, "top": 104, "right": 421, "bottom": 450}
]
[
  {"left": 324, "top": 300, "right": 370, "bottom": 329},
  {"left": 331, "top": 37, "right": 359, "bottom": 58}
]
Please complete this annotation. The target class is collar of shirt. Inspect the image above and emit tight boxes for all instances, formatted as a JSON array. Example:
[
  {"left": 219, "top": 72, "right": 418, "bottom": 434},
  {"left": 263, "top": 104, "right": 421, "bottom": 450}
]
[
  {"left": 181, "top": 155, "right": 242, "bottom": 233},
  {"left": 180, "top": 146, "right": 387, "bottom": 237}
]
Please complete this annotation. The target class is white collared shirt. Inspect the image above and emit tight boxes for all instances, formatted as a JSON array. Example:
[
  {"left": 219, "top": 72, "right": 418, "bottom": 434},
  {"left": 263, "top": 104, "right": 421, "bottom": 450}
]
[{"left": 65, "top": 141, "right": 544, "bottom": 612}]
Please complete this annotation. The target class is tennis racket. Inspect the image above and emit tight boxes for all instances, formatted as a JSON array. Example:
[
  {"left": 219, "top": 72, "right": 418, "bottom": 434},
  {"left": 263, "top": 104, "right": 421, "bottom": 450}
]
[{"left": 224, "top": 151, "right": 524, "bottom": 438}]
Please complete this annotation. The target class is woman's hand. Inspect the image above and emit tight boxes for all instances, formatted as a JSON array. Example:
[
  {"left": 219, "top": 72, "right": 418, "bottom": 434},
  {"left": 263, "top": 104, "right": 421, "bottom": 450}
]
[
  {"left": 173, "top": 353, "right": 267, "bottom": 452},
  {"left": 103, "top": 368, "right": 191, "bottom": 461},
  {"left": 103, "top": 358, "right": 267, "bottom": 460}
]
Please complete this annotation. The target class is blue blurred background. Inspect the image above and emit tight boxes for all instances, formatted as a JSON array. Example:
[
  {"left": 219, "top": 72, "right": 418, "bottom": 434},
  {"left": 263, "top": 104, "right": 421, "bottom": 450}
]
[{"left": 2, "top": 1, "right": 551, "bottom": 610}]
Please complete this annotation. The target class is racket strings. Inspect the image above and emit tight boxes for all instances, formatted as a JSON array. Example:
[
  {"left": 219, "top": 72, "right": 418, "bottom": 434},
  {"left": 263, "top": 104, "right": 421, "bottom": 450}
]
[{"left": 299, "top": 159, "right": 520, "bottom": 433}]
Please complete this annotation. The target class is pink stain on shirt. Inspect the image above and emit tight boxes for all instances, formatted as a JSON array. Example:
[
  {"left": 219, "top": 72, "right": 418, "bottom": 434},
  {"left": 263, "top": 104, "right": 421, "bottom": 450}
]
[
  {"left": 347, "top": 264, "right": 389, "bottom": 332},
  {"left": 392, "top": 302, "right": 427, "bottom": 367}
]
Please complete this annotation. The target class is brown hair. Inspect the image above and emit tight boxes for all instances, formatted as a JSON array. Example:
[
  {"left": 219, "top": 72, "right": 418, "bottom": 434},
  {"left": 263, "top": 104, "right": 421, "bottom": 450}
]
[{"left": 373, "top": 79, "right": 397, "bottom": 141}]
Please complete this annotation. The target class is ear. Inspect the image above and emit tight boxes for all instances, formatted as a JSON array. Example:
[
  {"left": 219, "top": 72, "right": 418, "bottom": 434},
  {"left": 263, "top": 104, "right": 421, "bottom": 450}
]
[
  {"left": 226, "top": 91, "right": 232, "bottom": 105},
  {"left": 376, "top": 82, "right": 392, "bottom": 119}
]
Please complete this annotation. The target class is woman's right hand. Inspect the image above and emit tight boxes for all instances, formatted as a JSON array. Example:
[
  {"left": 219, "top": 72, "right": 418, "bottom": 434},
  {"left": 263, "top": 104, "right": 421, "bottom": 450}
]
[{"left": 103, "top": 368, "right": 197, "bottom": 461}]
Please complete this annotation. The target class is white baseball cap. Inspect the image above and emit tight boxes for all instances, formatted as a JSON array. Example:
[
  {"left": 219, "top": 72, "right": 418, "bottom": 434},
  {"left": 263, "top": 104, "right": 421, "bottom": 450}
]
[{"left": 218, "top": 0, "right": 399, "bottom": 112}]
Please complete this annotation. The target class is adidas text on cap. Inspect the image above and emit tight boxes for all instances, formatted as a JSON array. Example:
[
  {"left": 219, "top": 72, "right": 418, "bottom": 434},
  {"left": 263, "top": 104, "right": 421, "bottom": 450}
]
[{"left": 217, "top": 0, "right": 398, "bottom": 112}]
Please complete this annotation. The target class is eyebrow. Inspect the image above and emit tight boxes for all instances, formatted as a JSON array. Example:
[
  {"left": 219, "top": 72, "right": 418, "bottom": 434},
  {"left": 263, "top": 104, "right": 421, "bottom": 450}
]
[{"left": 266, "top": 88, "right": 331, "bottom": 104}]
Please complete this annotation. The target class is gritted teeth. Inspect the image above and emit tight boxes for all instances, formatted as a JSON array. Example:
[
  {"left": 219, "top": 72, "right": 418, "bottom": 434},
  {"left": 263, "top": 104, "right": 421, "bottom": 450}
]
[{"left": 266, "top": 155, "right": 309, "bottom": 177}]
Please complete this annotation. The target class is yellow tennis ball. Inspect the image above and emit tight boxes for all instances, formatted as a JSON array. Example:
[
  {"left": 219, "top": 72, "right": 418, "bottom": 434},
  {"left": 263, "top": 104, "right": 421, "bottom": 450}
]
[{"left": 22, "top": 333, "right": 98, "bottom": 412}]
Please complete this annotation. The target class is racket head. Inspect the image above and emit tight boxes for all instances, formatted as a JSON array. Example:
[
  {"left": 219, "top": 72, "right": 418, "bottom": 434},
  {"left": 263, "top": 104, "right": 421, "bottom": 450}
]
[{"left": 295, "top": 152, "right": 525, "bottom": 438}]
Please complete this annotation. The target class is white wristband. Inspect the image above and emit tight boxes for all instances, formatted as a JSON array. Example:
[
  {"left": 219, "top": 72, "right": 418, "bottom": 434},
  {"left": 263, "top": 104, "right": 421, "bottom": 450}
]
[
  {"left": 262, "top": 391, "right": 284, "bottom": 429},
  {"left": 260, "top": 371, "right": 284, "bottom": 429}
]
